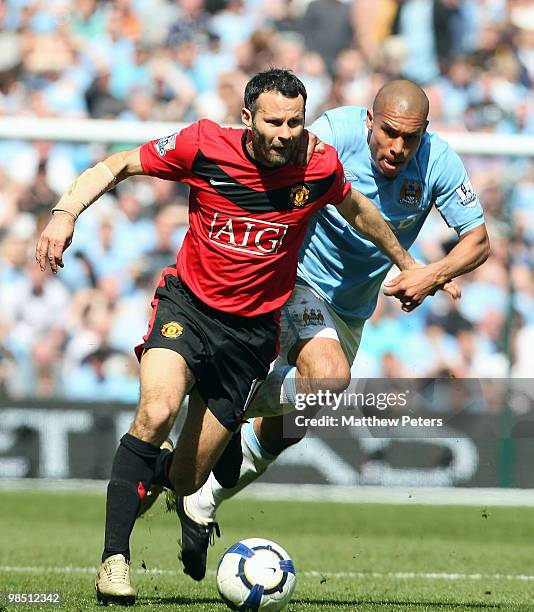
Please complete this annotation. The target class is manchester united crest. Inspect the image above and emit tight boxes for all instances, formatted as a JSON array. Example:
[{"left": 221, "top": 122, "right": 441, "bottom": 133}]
[
  {"left": 290, "top": 184, "right": 310, "bottom": 207},
  {"left": 161, "top": 321, "right": 183, "bottom": 338}
]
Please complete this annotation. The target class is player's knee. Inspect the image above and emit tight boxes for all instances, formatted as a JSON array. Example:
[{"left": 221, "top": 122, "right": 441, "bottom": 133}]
[
  {"left": 135, "top": 393, "right": 179, "bottom": 437},
  {"left": 298, "top": 355, "right": 351, "bottom": 394},
  {"left": 325, "top": 367, "right": 351, "bottom": 394}
]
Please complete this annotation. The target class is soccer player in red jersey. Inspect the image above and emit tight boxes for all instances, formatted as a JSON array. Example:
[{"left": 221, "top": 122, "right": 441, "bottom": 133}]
[{"left": 36, "top": 69, "right": 415, "bottom": 604}]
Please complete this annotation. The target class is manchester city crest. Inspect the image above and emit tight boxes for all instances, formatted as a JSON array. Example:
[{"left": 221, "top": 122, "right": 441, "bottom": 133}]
[{"left": 399, "top": 178, "right": 422, "bottom": 206}]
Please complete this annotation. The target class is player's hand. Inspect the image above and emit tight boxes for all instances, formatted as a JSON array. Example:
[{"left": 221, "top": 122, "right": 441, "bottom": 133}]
[
  {"left": 402, "top": 261, "right": 461, "bottom": 299},
  {"left": 383, "top": 264, "right": 460, "bottom": 312},
  {"left": 293, "top": 130, "right": 325, "bottom": 166},
  {"left": 436, "top": 279, "right": 461, "bottom": 300},
  {"left": 35, "top": 211, "right": 75, "bottom": 274}
]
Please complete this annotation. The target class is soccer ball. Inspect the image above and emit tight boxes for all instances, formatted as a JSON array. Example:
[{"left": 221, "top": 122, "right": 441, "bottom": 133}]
[{"left": 216, "top": 537, "right": 297, "bottom": 611}]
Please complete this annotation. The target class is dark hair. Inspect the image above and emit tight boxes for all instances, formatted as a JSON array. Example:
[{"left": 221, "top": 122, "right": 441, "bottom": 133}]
[{"left": 244, "top": 68, "right": 307, "bottom": 115}]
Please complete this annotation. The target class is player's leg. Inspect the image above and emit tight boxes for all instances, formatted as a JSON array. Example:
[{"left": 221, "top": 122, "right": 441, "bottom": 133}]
[
  {"left": 170, "top": 393, "right": 265, "bottom": 581},
  {"left": 196, "top": 335, "right": 350, "bottom": 518},
  {"left": 136, "top": 438, "right": 174, "bottom": 518},
  {"left": 167, "top": 388, "right": 233, "bottom": 494},
  {"left": 187, "top": 335, "right": 352, "bottom": 524},
  {"left": 97, "top": 267, "right": 207, "bottom": 604},
  {"left": 192, "top": 333, "right": 350, "bottom": 513},
  {"left": 181, "top": 285, "right": 363, "bottom": 579},
  {"left": 253, "top": 332, "right": 352, "bottom": 453},
  {"left": 96, "top": 347, "right": 193, "bottom": 605},
  {"left": 163, "top": 389, "right": 233, "bottom": 580},
  {"left": 170, "top": 306, "right": 277, "bottom": 581},
  {"left": 249, "top": 285, "right": 364, "bottom": 454}
]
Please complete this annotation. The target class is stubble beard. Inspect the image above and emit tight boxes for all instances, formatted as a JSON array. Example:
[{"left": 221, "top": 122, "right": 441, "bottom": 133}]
[{"left": 250, "top": 122, "right": 292, "bottom": 167}]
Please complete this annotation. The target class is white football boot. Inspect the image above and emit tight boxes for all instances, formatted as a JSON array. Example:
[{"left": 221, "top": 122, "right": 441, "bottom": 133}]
[{"left": 95, "top": 553, "right": 136, "bottom": 605}]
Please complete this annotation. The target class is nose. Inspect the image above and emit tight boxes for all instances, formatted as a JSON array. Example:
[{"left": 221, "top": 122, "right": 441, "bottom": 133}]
[
  {"left": 277, "top": 123, "right": 292, "bottom": 143},
  {"left": 390, "top": 137, "right": 404, "bottom": 158}
]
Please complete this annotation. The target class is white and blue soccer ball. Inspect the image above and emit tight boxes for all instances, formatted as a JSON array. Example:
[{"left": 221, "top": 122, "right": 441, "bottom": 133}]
[{"left": 216, "top": 538, "right": 297, "bottom": 611}]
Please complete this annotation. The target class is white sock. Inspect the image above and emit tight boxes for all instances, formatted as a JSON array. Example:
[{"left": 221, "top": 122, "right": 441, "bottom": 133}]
[
  {"left": 186, "top": 368, "right": 298, "bottom": 523},
  {"left": 246, "top": 366, "right": 298, "bottom": 418},
  {"left": 185, "top": 418, "right": 278, "bottom": 523}
]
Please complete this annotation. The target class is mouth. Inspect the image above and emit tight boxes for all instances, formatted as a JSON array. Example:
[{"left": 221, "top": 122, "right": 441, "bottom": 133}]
[
  {"left": 270, "top": 146, "right": 291, "bottom": 158},
  {"left": 382, "top": 158, "right": 404, "bottom": 172}
]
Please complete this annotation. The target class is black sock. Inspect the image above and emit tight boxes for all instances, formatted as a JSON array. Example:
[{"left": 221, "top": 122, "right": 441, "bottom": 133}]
[
  {"left": 152, "top": 449, "right": 174, "bottom": 490},
  {"left": 213, "top": 431, "right": 243, "bottom": 489},
  {"left": 102, "top": 433, "right": 161, "bottom": 562}
]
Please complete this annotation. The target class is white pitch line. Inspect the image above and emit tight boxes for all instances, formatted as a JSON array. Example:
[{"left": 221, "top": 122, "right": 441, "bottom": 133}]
[
  {"left": 1, "top": 565, "right": 534, "bottom": 582},
  {"left": 4, "top": 480, "right": 534, "bottom": 507}
]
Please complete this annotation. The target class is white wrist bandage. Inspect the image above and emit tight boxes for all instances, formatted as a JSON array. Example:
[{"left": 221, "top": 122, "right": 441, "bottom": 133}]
[{"left": 52, "top": 162, "right": 117, "bottom": 220}]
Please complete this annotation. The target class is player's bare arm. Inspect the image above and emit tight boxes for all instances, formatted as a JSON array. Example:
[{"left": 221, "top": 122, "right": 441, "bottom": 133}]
[
  {"left": 336, "top": 187, "right": 415, "bottom": 272},
  {"left": 384, "top": 223, "right": 490, "bottom": 312},
  {"left": 35, "top": 147, "right": 144, "bottom": 274}
]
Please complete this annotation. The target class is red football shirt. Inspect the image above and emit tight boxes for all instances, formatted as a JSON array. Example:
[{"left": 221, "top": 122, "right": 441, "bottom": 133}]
[{"left": 140, "top": 119, "right": 350, "bottom": 316}]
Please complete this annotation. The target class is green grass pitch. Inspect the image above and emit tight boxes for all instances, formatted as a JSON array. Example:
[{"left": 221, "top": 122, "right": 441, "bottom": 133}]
[{"left": 1, "top": 489, "right": 534, "bottom": 611}]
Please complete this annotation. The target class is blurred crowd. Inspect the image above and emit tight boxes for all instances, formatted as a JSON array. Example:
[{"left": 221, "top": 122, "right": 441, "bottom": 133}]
[{"left": 1, "top": 0, "right": 534, "bottom": 402}]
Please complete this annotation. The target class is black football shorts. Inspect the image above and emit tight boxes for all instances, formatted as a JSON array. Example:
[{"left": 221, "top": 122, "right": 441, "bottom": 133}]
[{"left": 135, "top": 266, "right": 279, "bottom": 432}]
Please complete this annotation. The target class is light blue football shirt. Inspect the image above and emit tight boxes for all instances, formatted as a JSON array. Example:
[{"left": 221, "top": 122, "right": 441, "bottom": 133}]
[{"left": 297, "top": 106, "right": 485, "bottom": 322}]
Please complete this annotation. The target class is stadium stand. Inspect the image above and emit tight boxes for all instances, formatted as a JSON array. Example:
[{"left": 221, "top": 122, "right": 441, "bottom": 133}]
[{"left": 1, "top": 0, "right": 533, "bottom": 401}]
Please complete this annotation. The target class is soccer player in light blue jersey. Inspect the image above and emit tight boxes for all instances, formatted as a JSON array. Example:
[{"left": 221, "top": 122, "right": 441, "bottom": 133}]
[{"left": 170, "top": 80, "right": 490, "bottom": 580}]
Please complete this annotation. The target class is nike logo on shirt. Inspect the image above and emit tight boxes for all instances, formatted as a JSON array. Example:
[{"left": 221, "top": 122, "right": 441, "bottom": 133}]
[{"left": 210, "top": 178, "right": 238, "bottom": 187}]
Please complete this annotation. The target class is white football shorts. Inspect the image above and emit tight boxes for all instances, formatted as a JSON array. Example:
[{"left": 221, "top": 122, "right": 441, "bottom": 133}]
[{"left": 274, "top": 282, "right": 365, "bottom": 369}]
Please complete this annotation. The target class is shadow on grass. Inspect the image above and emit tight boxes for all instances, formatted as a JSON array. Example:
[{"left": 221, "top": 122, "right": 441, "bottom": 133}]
[
  {"left": 141, "top": 596, "right": 507, "bottom": 609},
  {"left": 292, "top": 600, "right": 502, "bottom": 609},
  {"left": 138, "top": 596, "right": 222, "bottom": 605}
]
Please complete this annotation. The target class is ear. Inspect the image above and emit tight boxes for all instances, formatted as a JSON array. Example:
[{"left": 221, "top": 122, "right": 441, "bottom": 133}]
[
  {"left": 241, "top": 107, "right": 253, "bottom": 129},
  {"left": 366, "top": 109, "right": 373, "bottom": 130}
]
